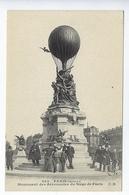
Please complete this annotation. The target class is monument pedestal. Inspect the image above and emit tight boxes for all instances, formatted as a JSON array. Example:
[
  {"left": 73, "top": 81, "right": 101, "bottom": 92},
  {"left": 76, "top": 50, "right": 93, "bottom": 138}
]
[
  {"left": 41, "top": 104, "right": 86, "bottom": 142},
  {"left": 14, "top": 150, "right": 28, "bottom": 169},
  {"left": 41, "top": 104, "right": 91, "bottom": 169},
  {"left": 71, "top": 143, "right": 92, "bottom": 170}
]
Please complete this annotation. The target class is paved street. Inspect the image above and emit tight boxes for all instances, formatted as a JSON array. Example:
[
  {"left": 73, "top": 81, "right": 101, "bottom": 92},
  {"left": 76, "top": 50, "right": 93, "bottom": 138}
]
[
  {"left": 5, "top": 152, "right": 122, "bottom": 191},
  {"left": 5, "top": 162, "right": 122, "bottom": 191}
]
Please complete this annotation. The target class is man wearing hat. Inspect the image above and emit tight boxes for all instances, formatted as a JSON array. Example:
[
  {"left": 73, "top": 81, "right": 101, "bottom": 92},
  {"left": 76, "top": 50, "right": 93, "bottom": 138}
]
[
  {"left": 91, "top": 145, "right": 103, "bottom": 170},
  {"left": 6, "top": 145, "right": 14, "bottom": 170},
  {"left": 66, "top": 143, "right": 75, "bottom": 169},
  {"left": 28, "top": 141, "right": 41, "bottom": 165}
]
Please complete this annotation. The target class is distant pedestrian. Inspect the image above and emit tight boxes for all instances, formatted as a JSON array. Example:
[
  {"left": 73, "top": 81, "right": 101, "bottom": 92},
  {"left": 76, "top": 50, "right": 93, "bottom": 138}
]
[
  {"left": 110, "top": 149, "right": 118, "bottom": 174},
  {"left": 66, "top": 143, "right": 75, "bottom": 169},
  {"left": 54, "top": 147, "right": 63, "bottom": 172},
  {"left": 60, "top": 145, "right": 67, "bottom": 172},
  {"left": 51, "top": 147, "right": 57, "bottom": 173},
  {"left": 92, "top": 145, "right": 103, "bottom": 171},
  {"left": 6, "top": 146, "right": 14, "bottom": 170},
  {"left": 43, "top": 144, "right": 56, "bottom": 172},
  {"left": 102, "top": 147, "right": 111, "bottom": 172}
]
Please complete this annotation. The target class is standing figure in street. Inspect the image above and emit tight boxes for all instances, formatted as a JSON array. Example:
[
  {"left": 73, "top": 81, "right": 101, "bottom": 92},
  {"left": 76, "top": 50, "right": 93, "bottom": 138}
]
[
  {"left": 54, "top": 147, "right": 63, "bottom": 172},
  {"left": 60, "top": 144, "right": 68, "bottom": 172},
  {"left": 6, "top": 146, "right": 14, "bottom": 170},
  {"left": 43, "top": 144, "right": 56, "bottom": 172},
  {"left": 28, "top": 142, "right": 41, "bottom": 165},
  {"left": 110, "top": 149, "right": 118, "bottom": 174},
  {"left": 102, "top": 146, "right": 111, "bottom": 172},
  {"left": 66, "top": 143, "right": 75, "bottom": 169},
  {"left": 91, "top": 145, "right": 103, "bottom": 171}
]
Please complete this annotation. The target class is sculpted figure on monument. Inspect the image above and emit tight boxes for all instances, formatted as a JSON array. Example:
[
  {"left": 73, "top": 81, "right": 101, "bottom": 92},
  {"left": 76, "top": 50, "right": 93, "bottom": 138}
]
[
  {"left": 57, "top": 129, "right": 68, "bottom": 138},
  {"left": 47, "top": 129, "right": 67, "bottom": 142},
  {"left": 51, "top": 68, "right": 79, "bottom": 106},
  {"left": 15, "top": 135, "right": 25, "bottom": 151}
]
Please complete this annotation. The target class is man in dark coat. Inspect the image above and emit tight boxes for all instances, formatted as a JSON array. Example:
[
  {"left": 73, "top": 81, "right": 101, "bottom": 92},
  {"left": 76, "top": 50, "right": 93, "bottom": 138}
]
[
  {"left": 28, "top": 142, "right": 41, "bottom": 165},
  {"left": 102, "top": 147, "right": 112, "bottom": 172},
  {"left": 6, "top": 146, "right": 14, "bottom": 170},
  {"left": 92, "top": 145, "right": 103, "bottom": 171},
  {"left": 60, "top": 151, "right": 67, "bottom": 172},
  {"left": 59, "top": 144, "right": 68, "bottom": 172},
  {"left": 66, "top": 143, "right": 75, "bottom": 169},
  {"left": 110, "top": 149, "right": 118, "bottom": 173}
]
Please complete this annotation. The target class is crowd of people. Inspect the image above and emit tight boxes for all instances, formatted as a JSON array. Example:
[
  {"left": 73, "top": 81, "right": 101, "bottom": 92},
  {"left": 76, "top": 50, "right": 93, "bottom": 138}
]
[
  {"left": 28, "top": 142, "right": 75, "bottom": 173},
  {"left": 91, "top": 144, "right": 119, "bottom": 174},
  {"left": 5, "top": 134, "right": 120, "bottom": 175},
  {"left": 6, "top": 141, "right": 75, "bottom": 173}
]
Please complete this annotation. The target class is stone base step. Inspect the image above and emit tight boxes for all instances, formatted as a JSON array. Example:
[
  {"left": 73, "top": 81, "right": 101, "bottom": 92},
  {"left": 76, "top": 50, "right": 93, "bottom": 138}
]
[
  {"left": 15, "top": 161, "right": 92, "bottom": 172},
  {"left": 15, "top": 167, "right": 41, "bottom": 171},
  {"left": 15, "top": 166, "right": 92, "bottom": 172}
]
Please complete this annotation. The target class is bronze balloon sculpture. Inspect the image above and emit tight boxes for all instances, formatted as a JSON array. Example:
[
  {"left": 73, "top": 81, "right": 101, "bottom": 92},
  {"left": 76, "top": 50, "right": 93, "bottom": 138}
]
[
  {"left": 48, "top": 25, "right": 80, "bottom": 71},
  {"left": 47, "top": 25, "right": 80, "bottom": 107}
]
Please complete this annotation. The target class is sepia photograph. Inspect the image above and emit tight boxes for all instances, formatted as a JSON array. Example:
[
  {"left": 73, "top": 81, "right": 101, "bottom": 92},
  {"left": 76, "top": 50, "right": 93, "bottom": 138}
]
[{"left": 5, "top": 10, "right": 123, "bottom": 191}]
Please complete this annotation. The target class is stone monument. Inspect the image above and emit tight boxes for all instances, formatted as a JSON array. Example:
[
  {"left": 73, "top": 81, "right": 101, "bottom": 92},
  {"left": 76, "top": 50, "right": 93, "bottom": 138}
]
[{"left": 41, "top": 26, "right": 90, "bottom": 166}]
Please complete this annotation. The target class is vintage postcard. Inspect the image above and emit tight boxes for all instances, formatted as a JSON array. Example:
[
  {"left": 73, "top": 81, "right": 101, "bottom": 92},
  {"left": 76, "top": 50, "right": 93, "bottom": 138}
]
[{"left": 5, "top": 10, "right": 123, "bottom": 191}]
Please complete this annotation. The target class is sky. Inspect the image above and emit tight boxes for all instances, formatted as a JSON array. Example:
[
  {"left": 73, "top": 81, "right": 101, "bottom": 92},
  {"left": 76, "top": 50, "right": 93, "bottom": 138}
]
[{"left": 6, "top": 11, "right": 123, "bottom": 146}]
